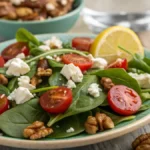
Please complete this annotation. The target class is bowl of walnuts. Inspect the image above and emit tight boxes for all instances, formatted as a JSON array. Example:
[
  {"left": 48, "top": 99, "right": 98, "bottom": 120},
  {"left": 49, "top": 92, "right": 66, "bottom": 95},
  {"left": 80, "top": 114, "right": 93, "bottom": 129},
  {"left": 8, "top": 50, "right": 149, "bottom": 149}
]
[{"left": 0, "top": 0, "right": 83, "bottom": 39}]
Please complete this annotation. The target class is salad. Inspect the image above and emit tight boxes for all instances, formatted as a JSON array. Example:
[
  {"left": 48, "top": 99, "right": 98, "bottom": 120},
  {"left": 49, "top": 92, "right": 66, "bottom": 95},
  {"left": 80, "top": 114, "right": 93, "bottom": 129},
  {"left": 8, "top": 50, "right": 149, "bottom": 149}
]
[{"left": 0, "top": 27, "right": 149, "bottom": 140}]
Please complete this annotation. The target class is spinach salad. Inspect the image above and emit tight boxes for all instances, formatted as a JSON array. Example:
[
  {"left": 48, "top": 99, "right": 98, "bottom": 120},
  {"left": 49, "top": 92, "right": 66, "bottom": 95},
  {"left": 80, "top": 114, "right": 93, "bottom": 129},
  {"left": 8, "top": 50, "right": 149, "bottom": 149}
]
[{"left": 0, "top": 28, "right": 149, "bottom": 140}]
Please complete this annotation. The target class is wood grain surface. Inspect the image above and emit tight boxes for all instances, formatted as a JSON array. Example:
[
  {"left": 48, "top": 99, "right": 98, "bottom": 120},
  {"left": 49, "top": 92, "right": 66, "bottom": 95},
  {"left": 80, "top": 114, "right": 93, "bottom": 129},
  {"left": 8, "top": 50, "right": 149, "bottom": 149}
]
[{"left": 1, "top": 0, "right": 150, "bottom": 149}]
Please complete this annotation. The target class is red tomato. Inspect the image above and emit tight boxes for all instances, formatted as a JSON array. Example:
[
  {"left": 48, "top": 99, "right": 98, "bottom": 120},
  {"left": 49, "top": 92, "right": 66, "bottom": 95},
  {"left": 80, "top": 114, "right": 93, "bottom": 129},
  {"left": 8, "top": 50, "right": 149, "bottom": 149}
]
[
  {"left": 107, "top": 58, "right": 128, "bottom": 70},
  {"left": 62, "top": 54, "right": 93, "bottom": 71},
  {"left": 40, "top": 87, "right": 72, "bottom": 114},
  {"left": 72, "top": 37, "right": 93, "bottom": 51},
  {"left": 0, "top": 94, "right": 9, "bottom": 114},
  {"left": 0, "top": 56, "right": 5, "bottom": 67},
  {"left": 107, "top": 85, "right": 141, "bottom": 116},
  {"left": 1, "top": 42, "right": 30, "bottom": 61}
]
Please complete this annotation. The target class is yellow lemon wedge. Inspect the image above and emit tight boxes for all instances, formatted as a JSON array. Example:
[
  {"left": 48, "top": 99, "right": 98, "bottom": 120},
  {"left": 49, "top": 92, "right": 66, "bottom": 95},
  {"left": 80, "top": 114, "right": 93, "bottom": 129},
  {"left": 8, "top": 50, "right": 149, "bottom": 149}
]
[{"left": 90, "top": 26, "right": 144, "bottom": 63}]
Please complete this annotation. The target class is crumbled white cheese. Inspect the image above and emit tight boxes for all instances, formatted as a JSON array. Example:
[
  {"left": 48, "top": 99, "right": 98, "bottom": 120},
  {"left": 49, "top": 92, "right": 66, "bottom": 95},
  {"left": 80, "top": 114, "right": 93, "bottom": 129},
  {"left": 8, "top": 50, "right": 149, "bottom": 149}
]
[
  {"left": 128, "top": 72, "right": 150, "bottom": 89},
  {"left": 46, "top": 56, "right": 54, "bottom": 60},
  {"left": 4, "top": 58, "right": 30, "bottom": 76},
  {"left": 66, "top": 80, "right": 76, "bottom": 89},
  {"left": 60, "top": 63, "right": 83, "bottom": 82},
  {"left": 46, "top": 3, "right": 56, "bottom": 11},
  {"left": 88, "top": 54, "right": 108, "bottom": 69},
  {"left": 18, "top": 76, "right": 35, "bottom": 90},
  {"left": 44, "top": 36, "right": 63, "bottom": 49},
  {"left": 55, "top": 56, "right": 62, "bottom": 62},
  {"left": 39, "top": 45, "right": 51, "bottom": 51},
  {"left": 16, "top": 53, "right": 25, "bottom": 59},
  {"left": 88, "top": 83, "right": 102, "bottom": 97},
  {"left": 66, "top": 127, "right": 75, "bottom": 133},
  {"left": 11, "top": 0, "right": 24, "bottom": 5},
  {"left": 60, "top": 0, "right": 67, "bottom": 6},
  {"left": 8, "top": 87, "right": 34, "bottom": 104}
]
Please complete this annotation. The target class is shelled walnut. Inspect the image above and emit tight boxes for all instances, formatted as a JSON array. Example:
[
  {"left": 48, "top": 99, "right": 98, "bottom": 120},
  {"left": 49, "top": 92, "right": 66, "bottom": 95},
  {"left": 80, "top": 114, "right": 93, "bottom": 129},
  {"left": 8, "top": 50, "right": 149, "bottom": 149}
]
[
  {"left": 0, "top": 74, "right": 8, "bottom": 85},
  {"left": 132, "top": 133, "right": 150, "bottom": 150},
  {"left": 84, "top": 112, "right": 114, "bottom": 134},
  {"left": 37, "top": 68, "right": 52, "bottom": 77},
  {"left": 23, "top": 121, "right": 53, "bottom": 140},
  {"left": 30, "top": 76, "right": 42, "bottom": 87},
  {"left": 100, "top": 77, "right": 115, "bottom": 91}
]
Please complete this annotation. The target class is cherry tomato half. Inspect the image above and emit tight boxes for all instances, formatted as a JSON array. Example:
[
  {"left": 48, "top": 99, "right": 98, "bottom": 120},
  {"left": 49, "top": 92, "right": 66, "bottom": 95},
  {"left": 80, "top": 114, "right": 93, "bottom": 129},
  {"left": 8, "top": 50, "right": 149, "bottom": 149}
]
[
  {"left": 0, "top": 94, "right": 9, "bottom": 114},
  {"left": 107, "top": 85, "right": 141, "bottom": 116},
  {"left": 40, "top": 87, "right": 72, "bottom": 114},
  {"left": 62, "top": 54, "right": 93, "bottom": 71},
  {"left": 1, "top": 42, "right": 30, "bottom": 61},
  {"left": 0, "top": 56, "right": 5, "bottom": 68},
  {"left": 107, "top": 58, "right": 128, "bottom": 70},
  {"left": 72, "top": 37, "right": 93, "bottom": 51}
]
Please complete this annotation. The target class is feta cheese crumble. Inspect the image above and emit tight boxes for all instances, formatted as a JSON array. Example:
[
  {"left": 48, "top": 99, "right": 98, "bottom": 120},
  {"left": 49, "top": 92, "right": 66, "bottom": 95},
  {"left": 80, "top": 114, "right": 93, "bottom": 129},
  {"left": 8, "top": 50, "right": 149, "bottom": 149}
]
[
  {"left": 128, "top": 72, "right": 150, "bottom": 88},
  {"left": 44, "top": 37, "right": 63, "bottom": 49},
  {"left": 8, "top": 87, "right": 34, "bottom": 104},
  {"left": 39, "top": 45, "right": 51, "bottom": 51},
  {"left": 88, "top": 54, "right": 108, "bottom": 69},
  {"left": 88, "top": 83, "right": 102, "bottom": 97},
  {"left": 60, "top": 63, "right": 83, "bottom": 82},
  {"left": 66, "top": 127, "right": 75, "bottom": 133},
  {"left": 11, "top": 0, "right": 24, "bottom": 6},
  {"left": 18, "top": 76, "right": 35, "bottom": 90},
  {"left": 66, "top": 80, "right": 76, "bottom": 89},
  {"left": 4, "top": 58, "right": 30, "bottom": 76},
  {"left": 16, "top": 53, "right": 25, "bottom": 59},
  {"left": 46, "top": 3, "right": 56, "bottom": 11}
]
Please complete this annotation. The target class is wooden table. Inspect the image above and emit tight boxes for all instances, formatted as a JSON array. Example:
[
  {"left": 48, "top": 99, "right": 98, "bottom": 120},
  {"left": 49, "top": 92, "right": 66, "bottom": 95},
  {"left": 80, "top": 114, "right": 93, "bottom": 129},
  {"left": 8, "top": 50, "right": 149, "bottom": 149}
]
[{"left": 1, "top": 0, "right": 150, "bottom": 149}]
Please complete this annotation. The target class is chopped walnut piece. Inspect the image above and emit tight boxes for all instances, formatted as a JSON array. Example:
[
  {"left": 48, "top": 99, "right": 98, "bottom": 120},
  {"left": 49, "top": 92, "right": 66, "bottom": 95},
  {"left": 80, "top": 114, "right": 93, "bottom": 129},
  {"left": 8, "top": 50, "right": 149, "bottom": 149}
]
[
  {"left": 100, "top": 77, "right": 115, "bottom": 91},
  {"left": 0, "top": 74, "right": 8, "bottom": 85},
  {"left": 84, "top": 113, "right": 114, "bottom": 134},
  {"left": 30, "top": 76, "right": 42, "bottom": 87},
  {"left": 23, "top": 121, "right": 53, "bottom": 140},
  {"left": 84, "top": 116, "right": 98, "bottom": 134},
  {"left": 38, "top": 59, "right": 49, "bottom": 69},
  {"left": 37, "top": 68, "right": 52, "bottom": 77},
  {"left": 16, "top": 7, "right": 33, "bottom": 18},
  {"left": 132, "top": 133, "right": 150, "bottom": 150},
  {"left": 95, "top": 113, "right": 114, "bottom": 131}
]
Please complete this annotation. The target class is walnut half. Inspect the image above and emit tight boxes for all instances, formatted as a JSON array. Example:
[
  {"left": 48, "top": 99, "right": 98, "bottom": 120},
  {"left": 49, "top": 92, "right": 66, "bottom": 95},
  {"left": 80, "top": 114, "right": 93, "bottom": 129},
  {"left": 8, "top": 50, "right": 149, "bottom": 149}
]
[
  {"left": 132, "top": 133, "right": 150, "bottom": 150},
  {"left": 84, "top": 112, "right": 114, "bottom": 134},
  {"left": 0, "top": 74, "right": 8, "bottom": 85},
  {"left": 23, "top": 121, "right": 53, "bottom": 140}
]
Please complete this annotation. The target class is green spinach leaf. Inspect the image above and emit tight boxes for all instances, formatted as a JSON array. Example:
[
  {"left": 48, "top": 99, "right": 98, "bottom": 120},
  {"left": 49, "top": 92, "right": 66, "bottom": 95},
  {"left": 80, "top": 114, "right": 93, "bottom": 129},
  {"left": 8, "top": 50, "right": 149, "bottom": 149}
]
[
  {"left": 48, "top": 111, "right": 91, "bottom": 138},
  {"left": 0, "top": 85, "right": 10, "bottom": 96},
  {"left": 25, "top": 61, "right": 37, "bottom": 78},
  {"left": 7, "top": 77, "right": 18, "bottom": 92},
  {"left": 90, "top": 68, "right": 141, "bottom": 94},
  {"left": 16, "top": 28, "right": 40, "bottom": 46},
  {"left": 49, "top": 72, "right": 67, "bottom": 86},
  {"left": 0, "top": 98, "right": 48, "bottom": 138},
  {"left": 47, "top": 75, "right": 106, "bottom": 126},
  {"left": 48, "top": 59, "right": 64, "bottom": 68},
  {"left": 30, "top": 47, "right": 44, "bottom": 56}
]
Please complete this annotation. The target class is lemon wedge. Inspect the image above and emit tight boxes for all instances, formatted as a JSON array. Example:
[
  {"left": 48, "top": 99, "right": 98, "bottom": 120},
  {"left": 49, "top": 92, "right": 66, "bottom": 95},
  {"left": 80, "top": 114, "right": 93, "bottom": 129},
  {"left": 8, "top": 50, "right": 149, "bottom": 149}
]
[{"left": 90, "top": 26, "right": 144, "bottom": 63}]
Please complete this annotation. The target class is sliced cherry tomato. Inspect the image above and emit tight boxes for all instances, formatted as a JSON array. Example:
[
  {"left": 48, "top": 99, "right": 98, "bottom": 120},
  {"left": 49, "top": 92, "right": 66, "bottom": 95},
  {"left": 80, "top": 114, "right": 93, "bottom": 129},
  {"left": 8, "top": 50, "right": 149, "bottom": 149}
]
[
  {"left": 0, "top": 56, "right": 5, "bottom": 68},
  {"left": 62, "top": 54, "right": 93, "bottom": 71},
  {"left": 0, "top": 94, "right": 9, "bottom": 114},
  {"left": 107, "top": 58, "right": 128, "bottom": 70},
  {"left": 40, "top": 87, "right": 72, "bottom": 114},
  {"left": 107, "top": 85, "right": 141, "bottom": 116},
  {"left": 1, "top": 42, "right": 30, "bottom": 61},
  {"left": 72, "top": 37, "right": 93, "bottom": 51}
]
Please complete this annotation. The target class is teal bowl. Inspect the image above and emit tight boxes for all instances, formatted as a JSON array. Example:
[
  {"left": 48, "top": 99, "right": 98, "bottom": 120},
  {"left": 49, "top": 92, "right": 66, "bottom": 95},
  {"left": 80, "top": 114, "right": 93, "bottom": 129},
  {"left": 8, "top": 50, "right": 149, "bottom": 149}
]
[{"left": 0, "top": 0, "right": 84, "bottom": 39}]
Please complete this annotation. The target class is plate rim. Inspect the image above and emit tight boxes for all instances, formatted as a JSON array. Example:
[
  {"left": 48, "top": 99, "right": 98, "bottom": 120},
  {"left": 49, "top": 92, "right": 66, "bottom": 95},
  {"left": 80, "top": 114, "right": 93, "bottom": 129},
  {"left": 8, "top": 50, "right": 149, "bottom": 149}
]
[{"left": 0, "top": 33, "right": 149, "bottom": 149}]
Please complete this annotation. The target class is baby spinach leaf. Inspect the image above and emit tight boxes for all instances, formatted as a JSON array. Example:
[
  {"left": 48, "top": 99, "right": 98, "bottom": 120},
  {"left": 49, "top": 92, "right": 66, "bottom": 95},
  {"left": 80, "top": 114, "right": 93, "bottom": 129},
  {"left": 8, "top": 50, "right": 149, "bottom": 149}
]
[
  {"left": 7, "top": 77, "right": 18, "bottom": 92},
  {"left": 48, "top": 111, "right": 91, "bottom": 139},
  {"left": 30, "top": 47, "right": 44, "bottom": 56},
  {"left": 62, "top": 42, "right": 72, "bottom": 49},
  {"left": 0, "top": 85, "right": 10, "bottom": 96},
  {"left": 99, "top": 108, "right": 135, "bottom": 125},
  {"left": 139, "top": 105, "right": 150, "bottom": 112},
  {"left": 16, "top": 28, "right": 40, "bottom": 46},
  {"left": 49, "top": 72, "right": 67, "bottom": 86},
  {"left": 25, "top": 61, "right": 37, "bottom": 78},
  {"left": 47, "top": 75, "right": 106, "bottom": 127},
  {"left": 90, "top": 68, "right": 141, "bottom": 94},
  {"left": 0, "top": 98, "right": 48, "bottom": 138},
  {"left": 48, "top": 59, "right": 64, "bottom": 68},
  {"left": 141, "top": 93, "right": 150, "bottom": 102},
  {"left": 127, "top": 68, "right": 145, "bottom": 74}
]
